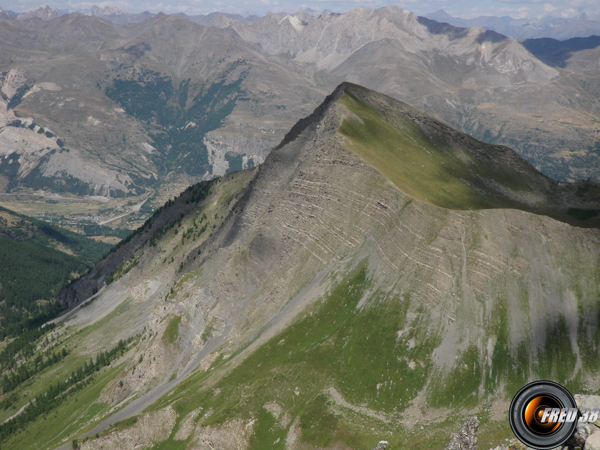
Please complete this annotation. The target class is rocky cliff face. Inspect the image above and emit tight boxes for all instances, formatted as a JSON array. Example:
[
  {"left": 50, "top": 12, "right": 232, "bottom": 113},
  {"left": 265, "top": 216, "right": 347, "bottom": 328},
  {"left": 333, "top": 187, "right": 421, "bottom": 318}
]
[
  {"left": 0, "top": 68, "right": 142, "bottom": 198},
  {"left": 15, "top": 6, "right": 59, "bottom": 21},
  {"left": 444, "top": 417, "right": 479, "bottom": 450},
  {"left": 2, "top": 83, "right": 596, "bottom": 450}
]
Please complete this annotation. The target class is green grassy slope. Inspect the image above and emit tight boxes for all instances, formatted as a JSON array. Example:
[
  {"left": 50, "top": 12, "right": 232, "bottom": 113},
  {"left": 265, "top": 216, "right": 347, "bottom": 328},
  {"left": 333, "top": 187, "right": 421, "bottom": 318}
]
[
  {"left": 0, "top": 208, "right": 120, "bottom": 448},
  {"left": 337, "top": 84, "right": 600, "bottom": 228},
  {"left": 146, "top": 262, "right": 596, "bottom": 450},
  {"left": 0, "top": 297, "right": 142, "bottom": 449},
  {"left": 155, "top": 266, "right": 427, "bottom": 449}
]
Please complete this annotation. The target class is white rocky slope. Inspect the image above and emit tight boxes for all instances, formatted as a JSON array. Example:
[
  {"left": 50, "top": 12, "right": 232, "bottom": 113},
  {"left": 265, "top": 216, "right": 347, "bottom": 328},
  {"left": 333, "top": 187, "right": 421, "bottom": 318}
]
[
  {"left": 225, "top": 6, "right": 599, "bottom": 181},
  {"left": 229, "top": 6, "right": 556, "bottom": 81},
  {"left": 0, "top": 69, "right": 139, "bottom": 196},
  {"left": 16, "top": 6, "right": 59, "bottom": 21}
]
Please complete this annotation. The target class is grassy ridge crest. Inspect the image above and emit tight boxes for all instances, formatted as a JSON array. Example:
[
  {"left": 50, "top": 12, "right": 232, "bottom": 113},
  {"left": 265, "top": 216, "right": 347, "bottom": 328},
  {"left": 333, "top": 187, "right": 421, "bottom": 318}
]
[{"left": 337, "top": 84, "right": 600, "bottom": 228}]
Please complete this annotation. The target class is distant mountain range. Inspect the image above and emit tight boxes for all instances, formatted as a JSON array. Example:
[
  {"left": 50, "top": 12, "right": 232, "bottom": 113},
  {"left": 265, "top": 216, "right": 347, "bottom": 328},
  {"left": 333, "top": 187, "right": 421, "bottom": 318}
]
[
  {"left": 6, "top": 5, "right": 600, "bottom": 40},
  {"left": 426, "top": 9, "right": 600, "bottom": 40},
  {"left": 0, "top": 5, "right": 259, "bottom": 27}
]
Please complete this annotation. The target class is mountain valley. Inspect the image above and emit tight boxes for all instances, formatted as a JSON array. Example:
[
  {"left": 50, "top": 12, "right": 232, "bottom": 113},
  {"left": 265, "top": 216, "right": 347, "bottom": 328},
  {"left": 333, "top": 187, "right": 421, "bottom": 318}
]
[
  {"left": 0, "top": 204, "right": 109, "bottom": 353},
  {"left": 1, "top": 6, "right": 600, "bottom": 238}
]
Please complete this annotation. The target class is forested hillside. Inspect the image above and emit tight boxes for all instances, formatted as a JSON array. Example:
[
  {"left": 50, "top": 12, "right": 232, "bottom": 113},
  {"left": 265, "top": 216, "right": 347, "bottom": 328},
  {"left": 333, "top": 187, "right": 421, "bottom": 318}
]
[{"left": 0, "top": 206, "right": 111, "bottom": 339}]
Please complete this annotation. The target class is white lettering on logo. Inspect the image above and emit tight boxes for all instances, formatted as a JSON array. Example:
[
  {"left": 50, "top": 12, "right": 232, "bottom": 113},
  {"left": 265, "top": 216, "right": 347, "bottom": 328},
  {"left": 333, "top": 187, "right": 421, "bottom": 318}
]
[
  {"left": 542, "top": 408, "right": 552, "bottom": 423},
  {"left": 559, "top": 409, "right": 568, "bottom": 422},
  {"left": 549, "top": 408, "right": 560, "bottom": 423},
  {"left": 566, "top": 408, "right": 579, "bottom": 422}
]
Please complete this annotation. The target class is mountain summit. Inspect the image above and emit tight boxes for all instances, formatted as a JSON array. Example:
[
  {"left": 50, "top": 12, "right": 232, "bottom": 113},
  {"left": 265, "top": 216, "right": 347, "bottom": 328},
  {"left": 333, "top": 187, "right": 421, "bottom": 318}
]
[
  {"left": 3, "top": 83, "right": 600, "bottom": 450},
  {"left": 15, "top": 5, "right": 59, "bottom": 21},
  {"left": 286, "top": 82, "right": 600, "bottom": 226}
]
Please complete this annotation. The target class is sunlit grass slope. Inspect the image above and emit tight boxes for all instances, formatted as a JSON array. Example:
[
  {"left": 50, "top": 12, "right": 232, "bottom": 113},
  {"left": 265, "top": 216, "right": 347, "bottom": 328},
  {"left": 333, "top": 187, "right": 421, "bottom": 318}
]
[
  {"left": 154, "top": 266, "right": 437, "bottom": 450},
  {"left": 148, "top": 263, "right": 592, "bottom": 450},
  {"left": 337, "top": 84, "right": 600, "bottom": 228}
]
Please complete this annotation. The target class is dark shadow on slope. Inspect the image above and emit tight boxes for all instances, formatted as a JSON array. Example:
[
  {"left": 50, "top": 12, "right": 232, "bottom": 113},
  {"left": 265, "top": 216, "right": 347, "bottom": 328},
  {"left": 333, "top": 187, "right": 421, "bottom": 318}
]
[
  {"left": 475, "top": 29, "right": 507, "bottom": 44},
  {"left": 417, "top": 17, "right": 469, "bottom": 40},
  {"left": 522, "top": 35, "right": 600, "bottom": 67},
  {"left": 418, "top": 16, "right": 507, "bottom": 43}
]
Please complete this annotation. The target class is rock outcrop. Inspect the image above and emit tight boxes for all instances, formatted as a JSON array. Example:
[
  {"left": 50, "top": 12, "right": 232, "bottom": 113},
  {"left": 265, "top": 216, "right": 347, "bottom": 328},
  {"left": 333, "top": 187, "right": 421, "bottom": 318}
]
[{"left": 445, "top": 417, "right": 479, "bottom": 450}]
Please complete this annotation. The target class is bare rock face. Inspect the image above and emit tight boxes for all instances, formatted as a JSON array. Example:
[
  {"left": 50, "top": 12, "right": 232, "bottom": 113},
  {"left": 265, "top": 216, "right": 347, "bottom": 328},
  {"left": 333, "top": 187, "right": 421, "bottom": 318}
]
[
  {"left": 568, "top": 424, "right": 592, "bottom": 450},
  {"left": 80, "top": 407, "right": 177, "bottom": 450},
  {"left": 0, "top": 69, "right": 28, "bottom": 101},
  {"left": 444, "top": 417, "right": 479, "bottom": 450},
  {"left": 585, "top": 430, "right": 600, "bottom": 450},
  {"left": 574, "top": 395, "right": 600, "bottom": 411},
  {"left": 16, "top": 6, "right": 59, "bottom": 21},
  {"left": 0, "top": 69, "right": 148, "bottom": 198}
]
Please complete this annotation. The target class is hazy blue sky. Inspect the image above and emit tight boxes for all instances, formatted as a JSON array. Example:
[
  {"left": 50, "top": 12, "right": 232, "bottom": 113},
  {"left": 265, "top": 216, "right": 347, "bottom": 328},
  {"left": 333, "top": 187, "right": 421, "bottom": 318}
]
[{"left": 4, "top": 0, "right": 600, "bottom": 19}]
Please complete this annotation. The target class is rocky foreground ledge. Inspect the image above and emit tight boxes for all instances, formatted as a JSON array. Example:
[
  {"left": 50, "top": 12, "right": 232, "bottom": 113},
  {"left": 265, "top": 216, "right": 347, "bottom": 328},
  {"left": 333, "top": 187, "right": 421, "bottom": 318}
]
[
  {"left": 369, "top": 415, "right": 479, "bottom": 450},
  {"left": 433, "top": 395, "right": 600, "bottom": 450},
  {"left": 369, "top": 416, "right": 478, "bottom": 450}
]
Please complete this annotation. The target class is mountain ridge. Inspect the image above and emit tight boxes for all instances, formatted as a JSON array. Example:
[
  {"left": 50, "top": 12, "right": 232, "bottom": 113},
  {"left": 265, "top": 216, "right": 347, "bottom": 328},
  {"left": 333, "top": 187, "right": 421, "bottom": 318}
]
[
  {"left": 425, "top": 9, "right": 600, "bottom": 40},
  {"left": 285, "top": 82, "right": 600, "bottom": 226},
  {"left": 57, "top": 81, "right": 600, "bottom": 319},
  {"left": 1, "top": 6, "right": 600, "bottom": 246},
  {"left": 2, "top": 82, "right": 600, "bottom": 450},
  {"left": 10, "top": 5, "right": 600, "bottom": 41}
]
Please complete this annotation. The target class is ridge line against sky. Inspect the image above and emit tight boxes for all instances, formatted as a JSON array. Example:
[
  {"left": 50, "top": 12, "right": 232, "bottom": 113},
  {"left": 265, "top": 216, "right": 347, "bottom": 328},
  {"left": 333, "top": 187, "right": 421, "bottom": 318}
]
[{"left": 2, "top": 1, "right": 600, "bottom": 21}]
